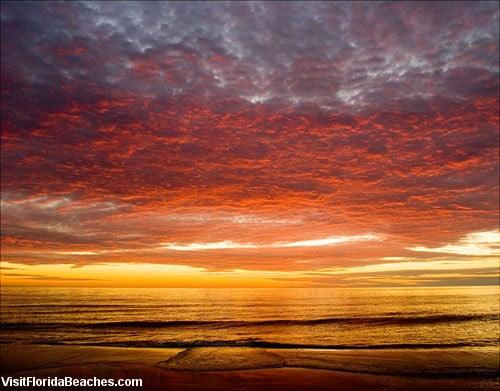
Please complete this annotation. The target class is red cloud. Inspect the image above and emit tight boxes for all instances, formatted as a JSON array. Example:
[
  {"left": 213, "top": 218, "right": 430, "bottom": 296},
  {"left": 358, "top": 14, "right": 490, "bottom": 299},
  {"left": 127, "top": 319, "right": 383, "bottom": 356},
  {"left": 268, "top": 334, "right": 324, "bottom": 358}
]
[{"left": 1, "top": 2, "right": 498, "bottom": 273}]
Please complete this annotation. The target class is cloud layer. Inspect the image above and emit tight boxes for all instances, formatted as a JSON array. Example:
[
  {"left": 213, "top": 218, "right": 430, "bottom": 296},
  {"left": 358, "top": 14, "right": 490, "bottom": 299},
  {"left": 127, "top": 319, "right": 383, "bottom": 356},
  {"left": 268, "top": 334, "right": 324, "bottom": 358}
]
[{"left": 1, "top": 1, "right": 498, "bottom": 286}]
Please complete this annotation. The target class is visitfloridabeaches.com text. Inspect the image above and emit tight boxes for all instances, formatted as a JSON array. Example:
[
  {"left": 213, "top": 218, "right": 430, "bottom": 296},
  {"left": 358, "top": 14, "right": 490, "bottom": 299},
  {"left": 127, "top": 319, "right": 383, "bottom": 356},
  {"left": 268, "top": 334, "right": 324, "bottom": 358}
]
[{"left": 1, "top": 376, "right": 143, "bottom": 388}]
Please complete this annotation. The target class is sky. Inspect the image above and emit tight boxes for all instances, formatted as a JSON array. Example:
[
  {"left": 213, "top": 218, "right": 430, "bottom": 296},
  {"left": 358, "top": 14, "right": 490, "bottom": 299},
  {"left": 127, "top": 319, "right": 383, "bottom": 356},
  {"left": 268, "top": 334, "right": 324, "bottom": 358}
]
[{"left": 1, "top": 1, "right": 499, "bottom": 288}]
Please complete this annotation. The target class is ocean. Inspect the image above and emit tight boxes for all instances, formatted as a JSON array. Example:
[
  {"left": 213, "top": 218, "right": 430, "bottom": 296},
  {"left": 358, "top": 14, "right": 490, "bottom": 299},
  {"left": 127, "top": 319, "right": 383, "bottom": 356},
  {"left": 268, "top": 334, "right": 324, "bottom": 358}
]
[{"left": 1, "top": 286, "right": 498, "bottom": 349}]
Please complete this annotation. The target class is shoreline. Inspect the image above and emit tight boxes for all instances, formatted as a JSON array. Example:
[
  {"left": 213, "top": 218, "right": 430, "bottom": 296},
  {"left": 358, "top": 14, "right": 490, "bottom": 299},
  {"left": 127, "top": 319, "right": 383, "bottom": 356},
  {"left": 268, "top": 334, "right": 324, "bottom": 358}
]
[{"left": 1, "top": 344, "right": 498, "bottom": 390}]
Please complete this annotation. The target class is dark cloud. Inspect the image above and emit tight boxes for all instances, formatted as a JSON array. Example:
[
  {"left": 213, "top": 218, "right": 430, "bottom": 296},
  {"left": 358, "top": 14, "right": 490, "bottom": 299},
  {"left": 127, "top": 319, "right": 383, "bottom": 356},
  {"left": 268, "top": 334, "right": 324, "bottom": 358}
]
[{"left": 1, "top": 273, "right": 100, "bottom": 281}]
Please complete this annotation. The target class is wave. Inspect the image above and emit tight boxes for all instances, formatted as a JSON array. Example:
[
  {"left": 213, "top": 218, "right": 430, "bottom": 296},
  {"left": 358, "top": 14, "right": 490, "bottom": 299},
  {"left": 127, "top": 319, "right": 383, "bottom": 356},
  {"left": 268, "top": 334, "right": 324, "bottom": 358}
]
[
  {"left": 1, "top": 304, "right": 188, "bottom": 308},
  {"left": 3, "top": 338, "right": 497, "bottom": 350},
  {"left": 1, "top": 313, "right": 497, "bottom": 330}
]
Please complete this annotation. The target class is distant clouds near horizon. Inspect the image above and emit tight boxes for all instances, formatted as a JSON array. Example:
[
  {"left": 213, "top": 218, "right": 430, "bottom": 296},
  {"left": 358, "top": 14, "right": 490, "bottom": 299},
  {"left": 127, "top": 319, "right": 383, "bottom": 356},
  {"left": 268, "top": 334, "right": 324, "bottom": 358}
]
[{"left": 1, "top": 1, "right": 499, "bottom": 287}]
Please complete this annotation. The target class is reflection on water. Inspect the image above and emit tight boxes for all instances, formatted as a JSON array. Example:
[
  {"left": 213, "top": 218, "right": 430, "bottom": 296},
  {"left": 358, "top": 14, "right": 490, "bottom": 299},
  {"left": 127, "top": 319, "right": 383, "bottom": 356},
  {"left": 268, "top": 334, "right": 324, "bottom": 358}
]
[{"left": 1, "top": 286, "right": 498, "bottom": 348}]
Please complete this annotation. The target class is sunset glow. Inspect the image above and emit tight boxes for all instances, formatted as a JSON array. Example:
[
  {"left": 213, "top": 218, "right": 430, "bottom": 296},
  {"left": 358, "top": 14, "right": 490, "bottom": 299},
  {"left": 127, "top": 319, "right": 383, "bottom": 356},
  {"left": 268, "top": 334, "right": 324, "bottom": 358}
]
[{"left": 1, "top": 1, "right": 499, "bottom": 288}]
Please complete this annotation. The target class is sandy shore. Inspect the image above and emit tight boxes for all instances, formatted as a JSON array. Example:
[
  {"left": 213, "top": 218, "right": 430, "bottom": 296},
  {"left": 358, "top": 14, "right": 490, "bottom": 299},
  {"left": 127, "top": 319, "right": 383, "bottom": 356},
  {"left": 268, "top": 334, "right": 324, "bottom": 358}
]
[{"left": 1, "top": 344, "right": 498, "bottom": 390}]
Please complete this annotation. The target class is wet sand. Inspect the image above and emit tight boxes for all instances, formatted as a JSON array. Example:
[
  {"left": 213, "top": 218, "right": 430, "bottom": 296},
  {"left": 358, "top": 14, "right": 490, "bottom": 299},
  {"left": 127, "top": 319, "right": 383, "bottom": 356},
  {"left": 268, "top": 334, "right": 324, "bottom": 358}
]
[{"left": 1, "top": 344, "right": 498, "bottom": 390}]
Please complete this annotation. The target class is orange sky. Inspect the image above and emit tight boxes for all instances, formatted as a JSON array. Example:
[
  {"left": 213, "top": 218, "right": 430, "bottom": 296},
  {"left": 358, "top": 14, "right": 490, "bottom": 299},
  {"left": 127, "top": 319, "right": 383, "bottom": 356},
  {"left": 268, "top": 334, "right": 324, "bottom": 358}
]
[{"left": 1, "top": 2, "right": 499, "bottom": 287}]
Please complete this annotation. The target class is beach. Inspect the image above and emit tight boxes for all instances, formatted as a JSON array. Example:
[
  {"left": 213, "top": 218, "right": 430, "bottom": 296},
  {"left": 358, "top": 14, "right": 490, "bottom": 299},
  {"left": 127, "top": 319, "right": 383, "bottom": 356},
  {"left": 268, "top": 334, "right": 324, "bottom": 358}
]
[
  {"left": 1, "top": 287, "right": 498, "bottom": 389},
  {"left": 1, "top": 344, "right": 498, "bottom": 391}
]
